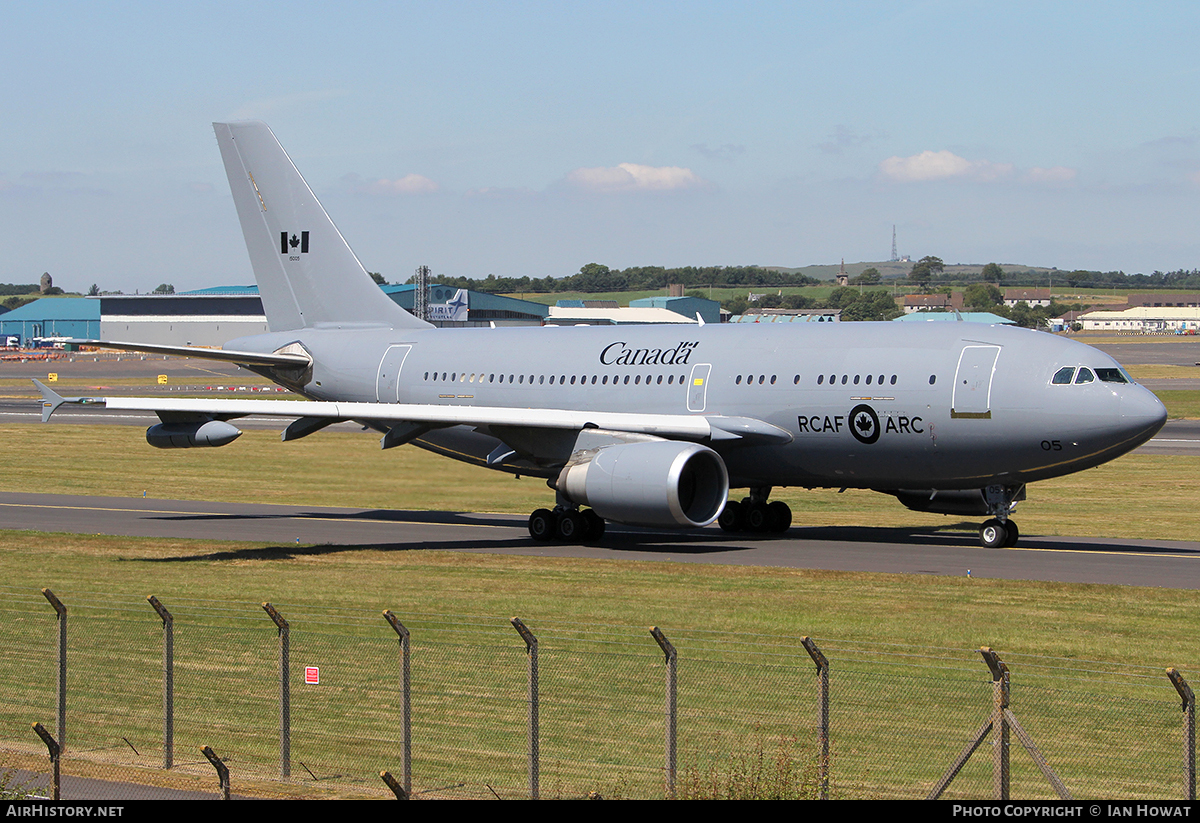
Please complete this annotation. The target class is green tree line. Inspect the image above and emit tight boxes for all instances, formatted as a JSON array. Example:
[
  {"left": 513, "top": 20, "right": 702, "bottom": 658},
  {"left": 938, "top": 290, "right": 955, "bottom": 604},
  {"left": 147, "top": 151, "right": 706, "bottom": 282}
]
[{"left": 409, "top": 263, "right": 820, "bottom": 294}]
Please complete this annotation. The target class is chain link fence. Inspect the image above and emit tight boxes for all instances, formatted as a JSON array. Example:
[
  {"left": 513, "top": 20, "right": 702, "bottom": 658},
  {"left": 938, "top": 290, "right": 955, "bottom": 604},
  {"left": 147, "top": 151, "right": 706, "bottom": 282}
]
[{"left": 0, "top": 586, "right": 1194, "bottom": 800}]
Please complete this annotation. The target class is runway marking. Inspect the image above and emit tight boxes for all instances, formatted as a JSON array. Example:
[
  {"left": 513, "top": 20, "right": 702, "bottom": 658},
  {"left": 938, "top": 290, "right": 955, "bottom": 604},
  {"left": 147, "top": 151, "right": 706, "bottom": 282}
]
[{"left": 1002, "top": 544, "right": 1200, "bottom": 560}]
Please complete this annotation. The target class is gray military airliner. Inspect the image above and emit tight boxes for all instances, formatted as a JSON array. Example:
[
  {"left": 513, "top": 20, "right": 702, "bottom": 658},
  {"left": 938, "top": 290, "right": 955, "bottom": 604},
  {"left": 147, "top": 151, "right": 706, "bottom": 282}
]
[{"left": 36, "top": 121, "right": 1167, "bottom": 548}]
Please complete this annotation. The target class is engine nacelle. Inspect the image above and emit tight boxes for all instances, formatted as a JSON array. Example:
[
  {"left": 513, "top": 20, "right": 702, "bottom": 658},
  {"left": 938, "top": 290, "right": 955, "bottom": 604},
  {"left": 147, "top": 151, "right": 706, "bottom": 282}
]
[
  {"left": 146, "top": 420, "right": 242, "bottom": 449},
  {"left": 556, "top": 440, "right": 729, "bottom": 528}
]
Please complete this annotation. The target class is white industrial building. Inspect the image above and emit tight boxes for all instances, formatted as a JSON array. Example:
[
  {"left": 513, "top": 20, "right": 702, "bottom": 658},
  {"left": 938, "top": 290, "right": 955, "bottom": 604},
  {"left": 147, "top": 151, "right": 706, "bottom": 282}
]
[{"left": 1078, "top": 306, "right": 1200, "bottom": 333}]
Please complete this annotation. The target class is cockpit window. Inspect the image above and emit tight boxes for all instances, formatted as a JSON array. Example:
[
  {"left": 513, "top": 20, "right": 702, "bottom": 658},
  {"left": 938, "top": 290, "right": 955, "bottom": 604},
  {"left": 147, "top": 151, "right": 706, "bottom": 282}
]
[
  {"left": 1074, "top": 368, "right": 1095, "bottom": 384},
  {"left": 1052, "top": 367, "right": 1075, "bottom": 385},
  {"left": 1095, "top": 368, "right": 1129, "bottom": 384}
]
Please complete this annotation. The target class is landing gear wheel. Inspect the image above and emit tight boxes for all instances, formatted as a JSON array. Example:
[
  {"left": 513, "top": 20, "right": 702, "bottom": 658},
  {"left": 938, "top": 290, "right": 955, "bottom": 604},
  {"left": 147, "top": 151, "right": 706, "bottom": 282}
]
[
  {"left": 746, "top": 501, "right": 773, "bottom": 532},
  {"left": 979, "top": 519, "right": 1008, "bottom": 549},
  {"left": 582, "top": 509, "right": 606, "bottom": 541},
  {"left": 718, "top": 500, "right": 745, "bottom": 532},
  {"left": 767, "top": 501, "right": 792, "bottom": 533},
  {"left": 557, "top": 509, "right": 585, "bottom": 541},
  {"left": 528, "top": 508, "right": 557, "bottom": 542},
  {"left": 1003, "top": 520, "right": 1019, "bottom": 547}
]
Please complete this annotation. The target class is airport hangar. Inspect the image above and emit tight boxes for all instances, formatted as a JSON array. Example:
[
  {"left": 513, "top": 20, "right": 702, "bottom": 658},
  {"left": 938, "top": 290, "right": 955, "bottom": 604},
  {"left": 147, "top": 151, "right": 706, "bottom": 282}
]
[
  {"left": 0, "top": 285, "right": 550, "bottom": 348},
  {"left": 0, "top": 287, "right": 732, "bottom": 347}
]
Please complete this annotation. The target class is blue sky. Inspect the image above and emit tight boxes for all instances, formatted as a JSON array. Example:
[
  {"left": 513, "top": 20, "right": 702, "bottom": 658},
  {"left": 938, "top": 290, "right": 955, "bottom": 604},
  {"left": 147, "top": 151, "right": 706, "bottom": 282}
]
[{"left": 3, "top": 1, "right": 1199, "bottom": 294}]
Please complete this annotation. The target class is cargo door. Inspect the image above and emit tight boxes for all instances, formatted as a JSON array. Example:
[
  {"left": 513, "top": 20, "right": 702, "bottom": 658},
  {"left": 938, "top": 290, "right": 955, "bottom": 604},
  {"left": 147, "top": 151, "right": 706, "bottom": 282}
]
[
  {"left": 376, "top": 344, "right": 413, "bottom": 403},
  {"left": 952, "top": 345, "right": 1000, "bottom": 418},
  {"left": 687, "top": 363, "right": 712, "bottom": 412}
]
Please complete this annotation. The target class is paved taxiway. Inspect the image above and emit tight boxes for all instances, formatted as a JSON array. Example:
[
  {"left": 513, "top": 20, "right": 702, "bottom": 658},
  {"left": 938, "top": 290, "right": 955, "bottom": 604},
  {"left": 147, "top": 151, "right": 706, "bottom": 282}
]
[{"left": 1, "top": 491, "right": 1197, "bottom": 589}]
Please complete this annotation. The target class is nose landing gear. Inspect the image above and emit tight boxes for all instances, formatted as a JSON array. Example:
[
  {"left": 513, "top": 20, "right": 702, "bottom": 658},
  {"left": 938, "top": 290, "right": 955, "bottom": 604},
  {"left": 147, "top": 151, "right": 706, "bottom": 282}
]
[{"left": 978, "top": 484, "right": 1024, "bottom": 548}]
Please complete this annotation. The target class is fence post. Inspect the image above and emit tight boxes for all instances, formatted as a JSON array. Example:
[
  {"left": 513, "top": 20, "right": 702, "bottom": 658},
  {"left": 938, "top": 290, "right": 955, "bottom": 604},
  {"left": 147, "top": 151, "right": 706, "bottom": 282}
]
[
  {"left": 1167, "top": 668, "right": 1195, "bottom": 800},
  {"left": 382, "top": 610, "right": 412, "bottom": 794},
  {"left": 801, "top": 636, "right": 829, "bottom": 800},
  {"left": 650, "top": 626, "right": 677, "bottom": 799},
  {"left": 147, "top": 596, "right": 174, "bottom": 769},
  {"left": 41, "top": 588, "right": 67, "bottom": 754},
  {"left": 981, "top": 647, "right": 1010, "bottom": 800},
  {"left": 200, "top": 745, "right": 230, "bottom": 800},
  {"left": 31, "top": 722, "right": 60, "bottom": 801},
  {"left": 262, "top": 602, "right": 290, "bottom": 778},
  {"left": 511, "top": 617, "right": 538, "bottom": 799}
]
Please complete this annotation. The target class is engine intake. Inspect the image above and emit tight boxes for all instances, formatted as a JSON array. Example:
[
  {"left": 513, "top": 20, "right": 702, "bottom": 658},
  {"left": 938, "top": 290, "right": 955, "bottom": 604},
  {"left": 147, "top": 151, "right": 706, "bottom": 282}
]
[{"left": 556, "top": 440, "right": 729, "bottom": 528}]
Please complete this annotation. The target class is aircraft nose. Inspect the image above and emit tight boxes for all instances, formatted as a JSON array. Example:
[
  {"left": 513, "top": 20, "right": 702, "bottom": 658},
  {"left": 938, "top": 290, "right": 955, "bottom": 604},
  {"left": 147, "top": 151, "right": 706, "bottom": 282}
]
[{"left": 1120, "top": 385, "right": 1168, "bottom": 442}]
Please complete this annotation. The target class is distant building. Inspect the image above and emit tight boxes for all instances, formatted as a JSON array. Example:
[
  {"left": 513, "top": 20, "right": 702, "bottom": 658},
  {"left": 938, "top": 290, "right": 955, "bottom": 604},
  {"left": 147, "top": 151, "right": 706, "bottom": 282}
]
[
  {"left": 100, "top": 287, "right": 267, "bottom": 346},
  {"left": 1079, "top": 306, "right": 1200, "bottom": 333},
  {"left": 1003, "top": 288, "right": 1051, "bottom": 308},
  {"left": 900, "top": 293, "right": 964, "bottom": 314},
  {"left": 1127, "top": 293, "right": 1200, "bottom": 308},
  {"left": 0, "top": 297, "right": 100, "bottom": 342},
  {"left": 629, "top": 295, "right": 721, "bottom": 324},
  {"left": 893, "top": 311, "right": 1013, "bottom": 325},
  {"left": 732, "top": 309, "right": 840, "bottom": 323},
  {"left": 546, "top": 304, "right": 697, "bottom": 325},
  {"left": 380, "top": 284, "right": 548, "bottom": 326}
]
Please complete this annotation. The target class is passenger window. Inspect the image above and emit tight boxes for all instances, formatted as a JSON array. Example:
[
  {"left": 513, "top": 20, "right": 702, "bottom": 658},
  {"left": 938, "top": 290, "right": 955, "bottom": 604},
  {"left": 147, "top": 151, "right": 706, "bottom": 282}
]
[
  {"left": 1075, "top": 368, "right": 1094, "bottom": 384},
  {"left": 1052, "top": 367, "right": 1075, "bottom": 385}
]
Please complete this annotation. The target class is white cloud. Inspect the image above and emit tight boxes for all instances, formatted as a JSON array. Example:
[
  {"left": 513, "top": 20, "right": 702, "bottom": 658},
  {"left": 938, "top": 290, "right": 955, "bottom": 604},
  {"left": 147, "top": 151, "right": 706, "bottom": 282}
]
[
  {"left": 566, "top": 162, "right": 706, "bottom": 192},
  {"left": 361, "top": 174, "right": 439, "bottom": 194},
  {"left": 878, "top": 150, "right": 1014, "bottom": 183}
]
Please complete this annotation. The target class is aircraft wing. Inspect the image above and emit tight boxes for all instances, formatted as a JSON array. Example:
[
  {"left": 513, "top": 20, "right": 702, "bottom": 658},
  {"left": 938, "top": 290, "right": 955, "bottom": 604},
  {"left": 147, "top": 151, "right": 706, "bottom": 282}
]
[
  {"left": 60, "top": 339, "right": 310, "bottom": 368},
  {"left": 33, "top": 381, "right": 791, "bottom": 444}
]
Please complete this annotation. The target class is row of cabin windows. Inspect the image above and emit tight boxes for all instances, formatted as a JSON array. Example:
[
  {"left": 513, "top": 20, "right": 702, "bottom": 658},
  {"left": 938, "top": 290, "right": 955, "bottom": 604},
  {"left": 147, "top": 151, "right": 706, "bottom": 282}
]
[
  {"left": 423, "top": 371, "right": 689, "bottom": 386},
  {"left": 816, "top": 373, "right": 903, "bottom": 387},
  {"left": 421, "top": 370, "right": 932, "bottom": 388}
]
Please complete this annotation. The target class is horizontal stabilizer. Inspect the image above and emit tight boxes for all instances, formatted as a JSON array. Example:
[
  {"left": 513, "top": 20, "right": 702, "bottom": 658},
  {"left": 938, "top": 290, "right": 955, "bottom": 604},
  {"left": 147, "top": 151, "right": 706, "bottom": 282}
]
[
  {"left": 33, "top": 379, "right": 104, "bottom": 422},
  {"left": 62, "top": 339, "right": 310, "bottom": 368}
]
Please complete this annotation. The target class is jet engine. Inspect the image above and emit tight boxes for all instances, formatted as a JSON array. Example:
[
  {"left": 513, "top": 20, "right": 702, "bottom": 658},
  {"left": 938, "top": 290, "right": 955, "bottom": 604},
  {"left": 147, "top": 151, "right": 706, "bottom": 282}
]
[
  {"left": 555, "top": 440, "right": 729, "bottom": 528},
  {"left": 146, "top": 420, "right": 243, "bottom": 449}
]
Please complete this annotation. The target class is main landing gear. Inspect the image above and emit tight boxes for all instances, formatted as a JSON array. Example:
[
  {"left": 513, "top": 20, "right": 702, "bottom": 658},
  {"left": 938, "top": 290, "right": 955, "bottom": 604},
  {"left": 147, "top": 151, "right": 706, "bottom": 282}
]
[
  {"left": 977, "top": 484, "right": 1024, "bottom": 548},
  {"left": 528, "top": 506, "right": 606, "bottom": 543},
  {"left": 717, "top": 488, "right": 792, "bottom": 534}
]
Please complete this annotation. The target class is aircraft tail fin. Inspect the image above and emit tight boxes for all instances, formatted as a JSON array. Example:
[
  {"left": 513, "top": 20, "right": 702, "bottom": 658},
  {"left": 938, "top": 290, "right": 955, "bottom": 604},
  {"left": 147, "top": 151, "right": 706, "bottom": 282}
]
[{"left": 213, "top": 121, "right": 431, "bottom": 332}]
